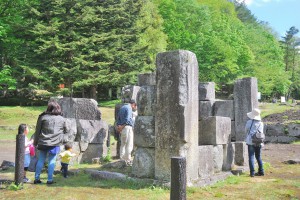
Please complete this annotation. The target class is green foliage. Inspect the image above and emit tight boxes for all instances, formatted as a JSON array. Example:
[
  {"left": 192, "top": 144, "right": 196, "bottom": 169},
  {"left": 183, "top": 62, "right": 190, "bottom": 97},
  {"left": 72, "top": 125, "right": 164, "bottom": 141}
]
[
  {"left": 0, "top": 65, "right": 16, "bottom": 90},
  {"left": 7, "top": 182, "right": 23, "bottom": 191}
]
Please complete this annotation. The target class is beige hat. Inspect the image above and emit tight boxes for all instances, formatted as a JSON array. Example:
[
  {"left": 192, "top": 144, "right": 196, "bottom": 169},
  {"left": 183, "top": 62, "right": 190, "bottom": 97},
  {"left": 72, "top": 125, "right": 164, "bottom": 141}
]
[{"left": 247, "top": 108, "right": 261, "bottom": 120}]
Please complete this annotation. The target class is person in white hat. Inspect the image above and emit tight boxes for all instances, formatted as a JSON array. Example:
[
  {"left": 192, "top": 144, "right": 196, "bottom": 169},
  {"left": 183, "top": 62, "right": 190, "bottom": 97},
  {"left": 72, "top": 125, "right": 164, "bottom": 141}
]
[{"left": 245, "top": 108, "right": 264, "bottom": 177}]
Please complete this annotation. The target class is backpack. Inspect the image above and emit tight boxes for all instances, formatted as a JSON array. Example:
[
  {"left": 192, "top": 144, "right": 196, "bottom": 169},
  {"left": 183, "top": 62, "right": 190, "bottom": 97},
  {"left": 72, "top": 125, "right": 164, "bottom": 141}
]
[{"left": 249, "top": 120, "right": 265, "bottom": 145}]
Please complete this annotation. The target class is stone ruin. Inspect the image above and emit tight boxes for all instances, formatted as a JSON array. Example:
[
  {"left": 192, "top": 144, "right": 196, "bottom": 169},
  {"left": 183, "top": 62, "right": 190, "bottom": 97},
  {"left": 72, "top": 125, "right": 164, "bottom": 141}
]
[
  {"left": 49, "top": 50, "right": 260, "bottom": 186},
  {"left": 53, "top": 98, "right": 108, "bottom": 164},
  {"left": 121, "top": 50, "right": 260, "bottom": 186}
]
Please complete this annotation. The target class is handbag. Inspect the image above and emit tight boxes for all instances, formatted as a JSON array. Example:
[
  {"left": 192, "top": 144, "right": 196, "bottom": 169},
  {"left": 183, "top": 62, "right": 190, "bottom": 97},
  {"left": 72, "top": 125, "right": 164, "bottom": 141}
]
[
  {"left": 29, "top": 144, "right": 35, "bottom": 156},
  {"left": 28, "top": 156, "right": 38, "bottom": 172},
  {"left": 248, "top": 120, "right": 265, "bottom": 146}
]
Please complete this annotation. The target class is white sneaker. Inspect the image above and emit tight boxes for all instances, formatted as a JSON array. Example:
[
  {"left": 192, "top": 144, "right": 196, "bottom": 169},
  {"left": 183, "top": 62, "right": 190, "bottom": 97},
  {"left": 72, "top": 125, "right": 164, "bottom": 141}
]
[{"left": 23, "top": 177, "right": 31, "bottom": 183}]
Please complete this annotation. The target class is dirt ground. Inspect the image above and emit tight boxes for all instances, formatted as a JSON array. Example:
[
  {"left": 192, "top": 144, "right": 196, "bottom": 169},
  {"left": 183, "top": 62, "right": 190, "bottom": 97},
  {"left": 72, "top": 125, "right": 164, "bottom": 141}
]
[
  {"left": 263, "top": 109, "right": 300, "bottom": 123},
  {"left": 1, "top": 140, "right": 299, "bottom": 172}
]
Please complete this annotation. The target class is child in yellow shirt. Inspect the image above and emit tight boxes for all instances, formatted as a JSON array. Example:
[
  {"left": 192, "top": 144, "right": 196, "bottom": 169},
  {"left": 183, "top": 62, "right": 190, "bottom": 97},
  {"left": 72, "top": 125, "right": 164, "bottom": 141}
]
[{"left": 59, "top": 143, "right": 76, "bottom": 178}]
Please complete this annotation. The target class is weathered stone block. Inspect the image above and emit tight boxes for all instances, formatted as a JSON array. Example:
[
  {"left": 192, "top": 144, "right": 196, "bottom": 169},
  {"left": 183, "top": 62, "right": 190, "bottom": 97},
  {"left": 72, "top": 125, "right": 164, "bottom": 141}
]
[
  {"left": 199, "top": 116, "right": 231, "bottom": 145},
  {"left": 233, "top": 142, "right": 248, "bottom": 166},
  {"left": 222, "top": 143, "right": 235, "bottom": 171},
  {"left": 80, "top": 144, "right": 105, "bottom": 163},
  {"left": 77, "top": 119, "right": 108, "bottom": 144},
  {"left": 58, "top": 98, "right": 101, "bottom": 120},
  {"left": 199, "top": 100, "right": 215, "bottom": 120},
  {"left": 214, "top": 100, "right": 234, "bottom": 120},
  {"left": 137, "top": 86, "right": 156, "bottom": 116},
  {"left": 64, "top": 118, "right": 77, "bottom": 142},
  {"left": 199, "top": 82, "right": 215, "bottom": 101},
  {"left": 265, "top": 124, "right": 284, "bottom": 136},
  {"left": 134, "top": 116, "right": 155, "bottom": 148},
  {"left": 234, "top": 78, "right": 258, "bottom": 141},
  {"left": 132, "top": 148, "right": 155, "bottom": 178},
  {"left": 155, "top": 50, "right": 199, "bottom": 183},
  {"left": 138, "top": 72, "right": 156, "bottom": 86},
  {"left": 285, "top": 124, "right": 300, "bottom": 137},
  {"left": 213, "top": 145, "right": 223, "bottom": 173},
  {"left": 198, "top": 146, "right": 214, "bottom": 178},
  {"left": 121, "top": 85, "right": 141, "bottom": 103}
]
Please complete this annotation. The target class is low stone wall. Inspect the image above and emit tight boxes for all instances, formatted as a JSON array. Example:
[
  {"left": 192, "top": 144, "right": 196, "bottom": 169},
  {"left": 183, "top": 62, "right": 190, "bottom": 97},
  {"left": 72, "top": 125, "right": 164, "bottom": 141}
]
[{"left": 265, "top": 123, "right": 300, "bottom": 143}]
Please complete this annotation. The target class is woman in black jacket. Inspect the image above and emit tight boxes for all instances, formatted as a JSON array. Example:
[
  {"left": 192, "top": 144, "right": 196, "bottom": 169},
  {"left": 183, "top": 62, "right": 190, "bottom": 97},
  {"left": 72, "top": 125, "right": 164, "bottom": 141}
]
[{"left": 33, "top": 101, "right": 68, "bottom": 184}]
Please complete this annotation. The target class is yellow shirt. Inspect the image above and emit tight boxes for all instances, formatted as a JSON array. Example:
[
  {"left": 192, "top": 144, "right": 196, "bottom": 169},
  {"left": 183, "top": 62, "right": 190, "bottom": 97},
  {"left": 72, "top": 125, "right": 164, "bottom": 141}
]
[{"left": 59, "top": 150, "right": 76, "bottom": 164}]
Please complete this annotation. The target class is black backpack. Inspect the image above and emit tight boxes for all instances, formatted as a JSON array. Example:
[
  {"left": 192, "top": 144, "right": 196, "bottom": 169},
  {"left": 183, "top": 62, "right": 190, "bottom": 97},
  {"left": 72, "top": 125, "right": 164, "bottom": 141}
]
[{"left": 248, "top": 120, "right": 265, "bottom": 145}]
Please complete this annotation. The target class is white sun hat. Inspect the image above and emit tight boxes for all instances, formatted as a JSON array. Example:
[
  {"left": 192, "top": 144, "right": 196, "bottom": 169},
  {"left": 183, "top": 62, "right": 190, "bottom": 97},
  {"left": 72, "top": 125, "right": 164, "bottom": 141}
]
[{"left": 247, "top": 108, "right": 261, "bottom": 120}]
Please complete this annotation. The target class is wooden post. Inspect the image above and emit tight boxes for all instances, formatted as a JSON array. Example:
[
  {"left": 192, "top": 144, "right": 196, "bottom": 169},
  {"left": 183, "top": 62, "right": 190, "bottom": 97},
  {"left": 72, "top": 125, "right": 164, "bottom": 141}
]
[
  {"left": 15, "top": 134, "right": 25, "bottom": 186},
  {"left": 170, "top": 157, "right": 186, "bottom": 200}
]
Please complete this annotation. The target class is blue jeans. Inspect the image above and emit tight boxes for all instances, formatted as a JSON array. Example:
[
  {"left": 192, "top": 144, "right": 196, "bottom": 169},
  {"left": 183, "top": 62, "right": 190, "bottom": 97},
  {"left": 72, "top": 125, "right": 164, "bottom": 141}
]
[
  {"left": 248, "top": 145, "right": 264, "bottom": 175},
  {"left": 35, "top": 150, "right": 57, "bottom": 181}
]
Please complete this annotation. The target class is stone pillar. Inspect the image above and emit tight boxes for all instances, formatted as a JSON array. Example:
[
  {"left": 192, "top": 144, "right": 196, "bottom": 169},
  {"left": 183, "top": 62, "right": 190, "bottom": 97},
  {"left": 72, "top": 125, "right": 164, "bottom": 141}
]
[
  {"left": 170, "top": 157, "right": 186, "bottom": 200},
  {"left": 155, "top": 50, "right": 199, "bottom": 183},
  {"left": 15, "top": 134, "right": 25, "bottom": 186},
  {"left": 234, "top": 78, "right": 258, "bottom": 141},
  {"left": 131, "top": 73, "right": 156, "bottom": 178}
]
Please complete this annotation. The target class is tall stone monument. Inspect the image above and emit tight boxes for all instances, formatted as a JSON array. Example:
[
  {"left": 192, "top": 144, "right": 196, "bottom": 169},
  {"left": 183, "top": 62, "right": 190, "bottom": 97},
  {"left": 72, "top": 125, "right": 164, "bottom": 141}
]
[
  {"left": 234, "top": 77, "right": 258, "bottom": 141},
  {"left": 155, "top": 50, "right": 199, "bottom": 183}
]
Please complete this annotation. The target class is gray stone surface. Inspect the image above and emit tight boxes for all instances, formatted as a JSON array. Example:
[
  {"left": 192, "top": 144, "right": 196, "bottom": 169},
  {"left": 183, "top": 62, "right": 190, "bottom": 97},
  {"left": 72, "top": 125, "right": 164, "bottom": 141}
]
[
  {"left": 222, "top": 143, "right": 235, "bottom": 171},
  {"left": 193, "top": 172, "right": 232, "bottom": 187},
  {"left": 58, "top": 98, "right": 101, "bottom": 120},
  {"left": 155, "top": 50, "right": 199, "bottom": 183},
  {"left": 265, "top": 136, "right": 298, "bottom": 143},
  {"left": 231, "top": 121, "right": 236, "bottom": 141},
  {"left": 137, "top": 86, "right": 156, "bottom": 116},
  {"left": 234, "top": 78, "right": 258, "bottom": 141},
  {"left": 199, "top": 82, "right": 215, "bottom": 101},
  {"left": 121, "top": 85, "right": 141, "bottom": 103},
  {"left": 85, "top": 169, "right": 127, "bottom": 181},
  {"left": 102, "top": 160, "right": 127, "bottom": 169},
  {"left": 265, "top": 124, "right": 284, "bottom": 136},
  {"left": 214, "top": 100, "right": 234, "bottom": 120},
  {"left": 132, "top": 147, "right": 155, "bottom": 178},
  {"left": 80, "top": 144, "right": 105, "bottom": 163},
  {"left": 233, "top": 142, "right": 248, "bottom": 166},
  {"left": 286, "top": 124, "right": 300, "bottom": 137},
  {"left": 64, "top": 118, "right": 77, "bottom": 142},
  {"left": 199, "top": 116, "right": 231, "bottom": 145},
  {"left": 213, "top": 145, "right": 223, "bottom": 173},
  {"left": 199, "top": 100, "right": 215, "bottom": 120},
  {"left": 138, "top": 72, "right": 156, "bottom": 86},
  {"left": 134, "top": 116, "right": 155, "bottom": 148},
  {"left": 198, "top": 146, "right": 214, "bottom": 178},
  {"left": 77, "top": 119, "right": 108, "bottom": 144}
]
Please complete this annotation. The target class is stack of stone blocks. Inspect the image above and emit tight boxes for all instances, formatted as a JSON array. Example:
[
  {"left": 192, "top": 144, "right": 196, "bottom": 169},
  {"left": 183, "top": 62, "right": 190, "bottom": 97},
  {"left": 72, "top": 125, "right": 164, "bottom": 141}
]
[
  {"left": 54, "top": 98, "right": 108, "bottom": 164},
  {"left": 127, "top": 50, "right": 259, "bottom": 185},
  {"left": 131, "top": 73, "right": 156, "bottom": 178}
]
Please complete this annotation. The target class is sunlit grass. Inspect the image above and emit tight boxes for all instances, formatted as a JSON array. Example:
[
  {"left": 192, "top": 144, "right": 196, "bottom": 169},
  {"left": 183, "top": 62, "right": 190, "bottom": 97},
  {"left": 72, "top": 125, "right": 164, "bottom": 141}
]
[{"left": 259, "top": 102, "right": 300, "bottom": 118}]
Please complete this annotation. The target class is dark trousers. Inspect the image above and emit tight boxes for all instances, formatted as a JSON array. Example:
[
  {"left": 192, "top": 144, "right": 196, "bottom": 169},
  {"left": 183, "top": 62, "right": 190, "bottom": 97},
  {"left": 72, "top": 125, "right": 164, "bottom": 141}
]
[
  {"left": 248, "top": 145, "right": 264, "bottom": 175},
  {"left": 61, "top": 162, "right": 69, "bottom": 178}
]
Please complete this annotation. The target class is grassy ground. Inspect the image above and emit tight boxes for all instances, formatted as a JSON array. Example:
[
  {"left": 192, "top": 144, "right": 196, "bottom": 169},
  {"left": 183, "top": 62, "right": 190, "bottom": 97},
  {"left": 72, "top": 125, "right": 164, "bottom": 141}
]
[
  {"left": 1, "top": 161, "right": 299, "bottom": 199},
  {"left": 259, "top": 102, "right": 300, "bottom": 118},
  {"left": 1, "top": 102, "right": 300, "bottom": 199}
]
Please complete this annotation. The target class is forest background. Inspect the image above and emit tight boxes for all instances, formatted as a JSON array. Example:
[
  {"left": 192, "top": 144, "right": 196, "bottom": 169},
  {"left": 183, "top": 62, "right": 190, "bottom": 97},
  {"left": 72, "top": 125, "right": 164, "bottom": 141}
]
[{"left": 0, "top": 0, "right": 299, "bottom": 105}]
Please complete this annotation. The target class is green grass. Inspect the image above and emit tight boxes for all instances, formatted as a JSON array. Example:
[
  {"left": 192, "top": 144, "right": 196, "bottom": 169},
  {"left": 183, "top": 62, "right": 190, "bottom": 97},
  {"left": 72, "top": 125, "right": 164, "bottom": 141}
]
[
  {"left": 98, "top": 99, "right": 121, "bottom": 108},
  {"left": 259, "top": 102, "right": 300, "bottom": 118}
]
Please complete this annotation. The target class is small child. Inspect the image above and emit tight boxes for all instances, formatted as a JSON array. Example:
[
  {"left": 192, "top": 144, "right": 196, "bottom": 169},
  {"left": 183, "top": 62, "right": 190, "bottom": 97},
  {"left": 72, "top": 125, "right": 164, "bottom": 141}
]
[
  {"left": 18, "top": 124, "right": 33, "bottom": 183},
  {"left": 59, "top": 143, "right": 76, "bottom": 178}
]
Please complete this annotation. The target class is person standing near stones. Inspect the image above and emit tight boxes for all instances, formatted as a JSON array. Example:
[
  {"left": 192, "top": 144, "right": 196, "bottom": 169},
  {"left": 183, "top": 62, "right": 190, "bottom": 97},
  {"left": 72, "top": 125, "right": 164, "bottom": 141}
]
[
  {"left": 18, "top": 123, "right": 33, "bottom": 183},
  {"left": 245, "top": 108, "right": 264, "bottom": 177},
  {"left": 33, "top": 101, "right": 68, "bottom": 184},
  {"left": 116, "top": 99, "right": 137, "bottom": 166}
]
